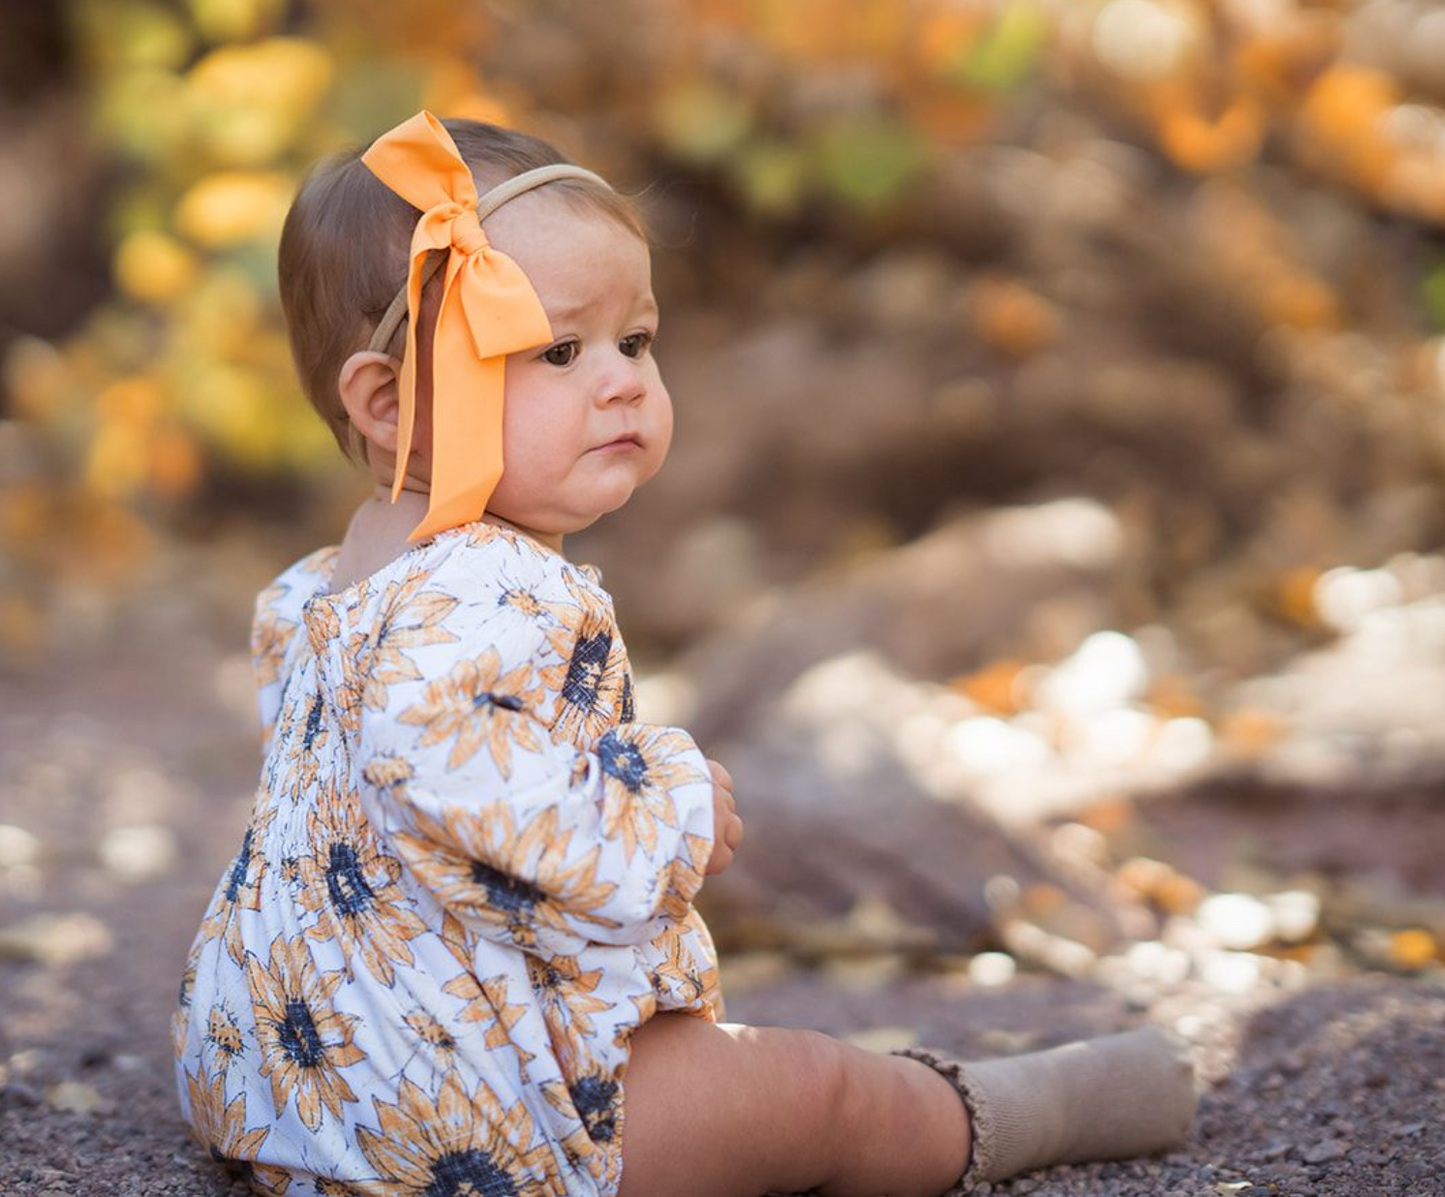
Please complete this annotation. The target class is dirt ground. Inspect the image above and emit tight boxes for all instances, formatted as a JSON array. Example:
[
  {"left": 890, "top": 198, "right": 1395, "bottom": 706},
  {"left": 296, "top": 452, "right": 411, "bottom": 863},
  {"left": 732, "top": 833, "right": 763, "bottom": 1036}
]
[{"left": 2, "top": 614, "right": 1443, "bottom": 1197}]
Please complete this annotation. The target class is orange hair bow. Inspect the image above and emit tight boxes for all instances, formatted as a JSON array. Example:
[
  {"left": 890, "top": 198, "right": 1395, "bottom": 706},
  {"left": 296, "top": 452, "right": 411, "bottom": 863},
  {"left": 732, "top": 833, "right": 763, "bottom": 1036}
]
[{"left": 361, "top": 111, "right": 613, "bottom": 542}]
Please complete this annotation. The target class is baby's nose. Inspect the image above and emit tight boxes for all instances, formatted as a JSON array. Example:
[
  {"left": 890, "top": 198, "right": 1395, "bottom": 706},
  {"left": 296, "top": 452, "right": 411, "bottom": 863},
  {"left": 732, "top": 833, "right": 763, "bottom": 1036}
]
[{"left": 600, "top": 357, "right": 646, "bottom": 404}]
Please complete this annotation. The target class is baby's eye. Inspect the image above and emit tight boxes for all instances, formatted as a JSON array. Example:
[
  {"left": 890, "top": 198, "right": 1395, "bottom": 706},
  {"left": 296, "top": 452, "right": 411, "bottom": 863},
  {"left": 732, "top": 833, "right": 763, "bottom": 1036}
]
[
  {"left": 620, "top": 331, "right": 655, "bottom": 359},
  {"left": 541, "top": 341, "right": 578, "bottom": 367}
]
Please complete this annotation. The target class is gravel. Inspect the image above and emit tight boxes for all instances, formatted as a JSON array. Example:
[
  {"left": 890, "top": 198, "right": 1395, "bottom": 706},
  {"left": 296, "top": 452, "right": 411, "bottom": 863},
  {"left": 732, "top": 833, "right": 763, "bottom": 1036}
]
[{"left": 4, "top": 619, "right": 1443, "bottom": 1196}]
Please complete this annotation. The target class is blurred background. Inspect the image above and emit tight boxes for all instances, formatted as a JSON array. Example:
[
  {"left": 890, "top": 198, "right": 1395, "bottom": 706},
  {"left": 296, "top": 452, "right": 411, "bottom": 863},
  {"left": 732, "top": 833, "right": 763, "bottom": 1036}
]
[{"left": 1, "top": 1, "right": 1444, "bottom": 1194}]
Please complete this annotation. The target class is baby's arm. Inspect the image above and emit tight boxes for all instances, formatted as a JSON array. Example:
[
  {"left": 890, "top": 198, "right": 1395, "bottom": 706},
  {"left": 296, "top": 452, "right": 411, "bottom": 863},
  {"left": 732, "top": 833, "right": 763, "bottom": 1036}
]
[{"left": 356, "top": 587, "right": 720, "bottom": 958}]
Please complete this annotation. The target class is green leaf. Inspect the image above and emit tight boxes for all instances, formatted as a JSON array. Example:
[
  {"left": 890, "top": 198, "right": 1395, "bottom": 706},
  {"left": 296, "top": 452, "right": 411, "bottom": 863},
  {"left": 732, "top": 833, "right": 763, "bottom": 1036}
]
[
  {"left": 729, "top": 139, "right": 809, "bottom": 216},
  {"left": 1422, "top": 262, "right": 1445, "bottom": 331},
  {"left": 950, "top": 3, "right": 1047, "bottom": 93},
  {"left": 810, "top": 115, "right": 926, "bottom": 211},
  {"left": 654, "top": 81, "right": 753, "bottom": 166},
  {"left": 68, "top": 0, "right": 195, "bottom": 73}
]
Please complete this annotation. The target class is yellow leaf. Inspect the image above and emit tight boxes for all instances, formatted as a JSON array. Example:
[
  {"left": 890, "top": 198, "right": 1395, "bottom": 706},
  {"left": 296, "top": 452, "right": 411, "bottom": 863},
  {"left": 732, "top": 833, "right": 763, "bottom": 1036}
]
[
  {"left": 115, "top": 231, "right": 201, "bottom": 304},
  {"left": 1297, "top": 66, "right": 1400, "bottom": 191},
  {"left": 175, "top": 172, "right": 291, "bottom": 248},
  {"left": 952, "top": 658, "right": 1030, "bottom": 715},
  {"left": 85, "top": 423, "right": 149, "bottom": 500},
  {"left": 1156, "top": 96, "right": 1265, "bottom": 175},
  {"left": 1389, "top": 929, "right": 1438, "bottom": 971},
  {"left": 175, "top": 268, "right": 264, "bottom": 355},
  {"left": 74, "top": 0, "right": 194, "bottom": 72},
  {"left": 95, "top": 70, "right": 192, "bottom": 162},
  {"left": 186, "top": 38, "right": 334, "bottom": 164},
  {"left": 1276, "top": 567, "right": 1325, "bottom": 628},
  {"left": 1145, "top": 674, "right": 1205, "bottom": 720},
  {"left": 186, "top": 0, "right": 287, "bottom": 43},
  {"left": 1217, "top": 708, "right": 1285, "bottom": 757},
  {"left": 654, "top": 81, "right": 752, "bottom": 164},
  {"left": 969, "top": 278, "right": 1059, "bottom": 358},
  {"left": 1263, "top": 275, "right": 1340, "bottom": 331},
  {"left": 148, "top": 425, "right": 203, "bottom": 498},
  {"left": 97, "top": 377, "right": 165, "bottom": 427}
]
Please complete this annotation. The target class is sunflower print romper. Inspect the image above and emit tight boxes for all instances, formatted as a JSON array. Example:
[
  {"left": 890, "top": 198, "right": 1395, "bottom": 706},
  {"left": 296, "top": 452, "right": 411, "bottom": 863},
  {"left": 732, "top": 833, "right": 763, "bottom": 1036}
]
[{"left": 173, "top": 519, "right": 723, "bottom": 1196}]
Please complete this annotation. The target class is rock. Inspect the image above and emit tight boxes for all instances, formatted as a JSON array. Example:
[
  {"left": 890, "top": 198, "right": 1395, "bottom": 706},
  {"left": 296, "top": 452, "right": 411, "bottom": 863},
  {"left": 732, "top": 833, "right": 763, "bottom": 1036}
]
[
  {"left": 0, "top": 1080, "right": 42, "bottom": 1107},
  {"left": 44, "top": 1081, "right": 108, "bottom": 1115},
  {"left": 0, "top": 912, "right": 113, "bottom": 966},
  {"left": 1196, "top": 893, "right": 1275, "bottom": 950},
  {"left": 97, "top": 824, "right": 178, "bottom": 881},
  {"left": 1298, "top": 1138, "right": 1346, "bottom": 1164},
  {"left": 1259, "top": 1162, "right": 1308, "bottom": 1182},
  {"left": 0, "top": 823, "right": 41, "bottom": 867}
]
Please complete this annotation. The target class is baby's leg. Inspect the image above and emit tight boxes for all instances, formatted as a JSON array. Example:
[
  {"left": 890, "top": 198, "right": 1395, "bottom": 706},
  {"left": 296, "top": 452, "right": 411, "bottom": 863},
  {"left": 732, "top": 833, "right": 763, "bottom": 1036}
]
[{"left": 617, "top": 1012, "right": 971, "bottom": 1197}]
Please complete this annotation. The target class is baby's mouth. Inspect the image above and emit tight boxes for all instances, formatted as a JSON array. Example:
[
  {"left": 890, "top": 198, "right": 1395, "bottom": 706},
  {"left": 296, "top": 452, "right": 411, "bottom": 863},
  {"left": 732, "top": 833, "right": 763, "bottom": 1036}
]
[{"left": 593, "top": 434, "right": 642, "bottom": 451}]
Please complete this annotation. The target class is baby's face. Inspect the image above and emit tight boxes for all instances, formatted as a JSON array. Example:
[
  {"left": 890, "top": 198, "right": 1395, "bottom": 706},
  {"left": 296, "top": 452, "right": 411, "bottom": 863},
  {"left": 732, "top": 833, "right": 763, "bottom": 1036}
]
[{"left": 479, "top": 197, "right": 671, "bottom": 542}]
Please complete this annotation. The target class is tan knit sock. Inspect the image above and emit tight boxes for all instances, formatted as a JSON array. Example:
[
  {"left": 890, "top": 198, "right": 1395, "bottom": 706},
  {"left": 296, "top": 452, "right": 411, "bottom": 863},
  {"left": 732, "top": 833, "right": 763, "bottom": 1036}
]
[{"left": 894, "top": 1026, "right": 1197, "bottom": 1189}]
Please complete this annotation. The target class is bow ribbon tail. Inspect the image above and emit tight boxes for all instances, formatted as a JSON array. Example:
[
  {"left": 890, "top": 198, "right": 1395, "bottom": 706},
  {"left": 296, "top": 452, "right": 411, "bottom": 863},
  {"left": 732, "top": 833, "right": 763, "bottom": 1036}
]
[
  {"left": 406, "top": 250, "right": 504, "bottom": 541},
  {"left": 403, "top": 242, "right": 554, "bottom": 543},
  {"left": 383, "top": 198, "right": 556, "bottom": 541},
  {"left": 389, "top": 209, "right": 453, "bottom": 506}
]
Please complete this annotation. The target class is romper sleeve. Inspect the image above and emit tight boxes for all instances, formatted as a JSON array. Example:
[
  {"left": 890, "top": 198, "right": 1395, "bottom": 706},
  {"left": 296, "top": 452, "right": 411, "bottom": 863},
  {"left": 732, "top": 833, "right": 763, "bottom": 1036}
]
[
  {"left": 354, "top": 553, "right": 716, "bottom": 960},
  {"left": 251, "top": 547, "right": 336, "bottom": 756},
  {"left": 251, "top": 580, "right": 303, "bottom": 757}
]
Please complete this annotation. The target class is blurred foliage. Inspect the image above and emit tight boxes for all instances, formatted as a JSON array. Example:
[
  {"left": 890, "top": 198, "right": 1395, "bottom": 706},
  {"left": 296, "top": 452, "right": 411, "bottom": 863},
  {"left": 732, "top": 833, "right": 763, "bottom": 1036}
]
[{"left": 3, "top": 0, "right": 1445, "bottom": 650}]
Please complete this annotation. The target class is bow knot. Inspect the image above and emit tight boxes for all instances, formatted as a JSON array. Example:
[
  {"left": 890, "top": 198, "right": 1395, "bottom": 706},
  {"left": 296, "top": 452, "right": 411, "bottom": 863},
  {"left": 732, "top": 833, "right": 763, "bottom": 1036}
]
[{"left": 449, "top": 206, "right": 488, "bottom": 257}]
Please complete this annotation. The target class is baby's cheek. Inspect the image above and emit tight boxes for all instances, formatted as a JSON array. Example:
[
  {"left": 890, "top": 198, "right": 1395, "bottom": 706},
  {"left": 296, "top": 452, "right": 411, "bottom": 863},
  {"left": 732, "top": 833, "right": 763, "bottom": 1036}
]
[{"left": 646, "top": 414, "right": 673, "bottom": 477}]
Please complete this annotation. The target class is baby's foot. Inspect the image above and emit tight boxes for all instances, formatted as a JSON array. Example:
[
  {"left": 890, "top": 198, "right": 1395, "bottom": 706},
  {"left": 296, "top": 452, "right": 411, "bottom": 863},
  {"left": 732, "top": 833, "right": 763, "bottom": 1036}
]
[{"left": 894, "top": 1025, "right": 1198, "bottom": 1186}]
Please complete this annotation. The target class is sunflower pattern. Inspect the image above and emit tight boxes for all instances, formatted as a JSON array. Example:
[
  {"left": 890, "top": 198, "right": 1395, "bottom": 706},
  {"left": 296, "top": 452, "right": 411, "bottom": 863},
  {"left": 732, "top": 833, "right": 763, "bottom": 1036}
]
[
  {"left": 246, "top": 933, "right": 366, "bottom": 1131},
  {"left": 527, "top": 952, "right": 616, "bottom": 1076},
  {"left": 250, "top": 546, "right": 334, "bottom": 753},
  {"left": 289, "top": 779, "right": 430, "bottom": 987},
  {"left": 395, "top": 646, "right": 545, "bottom": 776},
  {"left": 540, "top": 1049, "right": 627, "bottom": 1190},
  {"left": 175, "top": 519, "right": 721, "bottom": 1195},
  {"left": 543, "top": 572, "right": 632, "bottom": 746},
  {"left": 354, "top": 1072, "right": 561, "bottom": 1197},
  {"left": 199, "top": 802, "right": 276, "bottom": 966},
  {"left": 184, "top": 1063, "right": 292, "bottom": 1196},
  {"left": 391, "top": 800, "right": 624, "bottom": 954}
]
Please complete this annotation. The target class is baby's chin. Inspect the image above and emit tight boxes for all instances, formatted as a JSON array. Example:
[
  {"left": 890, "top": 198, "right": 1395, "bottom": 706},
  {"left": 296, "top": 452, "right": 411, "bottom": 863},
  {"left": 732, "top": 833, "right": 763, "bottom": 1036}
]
[
  {"left": 487, "top": 490, "right": 638, "bottom": 538},
  {"left": 572, "top": 468, "right": 656, "bottom": 519}
]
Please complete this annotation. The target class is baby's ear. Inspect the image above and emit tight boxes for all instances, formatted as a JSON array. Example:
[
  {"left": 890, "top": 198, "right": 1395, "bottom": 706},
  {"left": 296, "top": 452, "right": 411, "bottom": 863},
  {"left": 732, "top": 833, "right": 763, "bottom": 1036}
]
[{"left": 338, "top": 351, "right": 401, "bottom": 453}]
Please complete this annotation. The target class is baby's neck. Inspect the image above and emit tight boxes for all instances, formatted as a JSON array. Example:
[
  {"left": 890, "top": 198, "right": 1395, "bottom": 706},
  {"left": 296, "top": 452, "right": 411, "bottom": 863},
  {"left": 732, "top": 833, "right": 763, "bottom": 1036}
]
[
  {"left": 324, "top": 492, "right": 427, "bottom": 595},
  {"left": 477, "top": 510, "right": 566, "bottom": 556},
  {"left": 326, "top": 490, "right": 567, "bottom": 596}
]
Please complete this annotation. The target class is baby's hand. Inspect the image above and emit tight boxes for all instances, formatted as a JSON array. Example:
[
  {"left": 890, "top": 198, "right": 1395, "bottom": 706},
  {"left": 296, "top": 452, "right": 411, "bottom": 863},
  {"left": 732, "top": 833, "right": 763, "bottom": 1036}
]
[{"left": 705, "top": 758, "right": 744, "bottom": 876}]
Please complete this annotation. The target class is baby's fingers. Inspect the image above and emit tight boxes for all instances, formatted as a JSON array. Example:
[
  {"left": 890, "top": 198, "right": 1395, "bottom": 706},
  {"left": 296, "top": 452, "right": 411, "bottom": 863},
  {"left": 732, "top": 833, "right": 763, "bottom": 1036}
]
[
  {"left": 705, "top": 836, "right": 734, "bottom": 876},
  {"left": 705, "top": 813, "right": 744, "bottom": 876},
  {"left": 706, "top": 757, "right": 734, "bottom": 792},
  {"left": 725, "top": 812, "right": 744, "bottom": 852}
]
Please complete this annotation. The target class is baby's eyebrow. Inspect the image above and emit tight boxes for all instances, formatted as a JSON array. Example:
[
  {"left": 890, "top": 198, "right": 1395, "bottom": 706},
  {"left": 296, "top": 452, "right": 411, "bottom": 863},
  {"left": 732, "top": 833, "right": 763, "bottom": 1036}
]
[{"left": 548, "top": 294, "right": 658, "bottom": 322}]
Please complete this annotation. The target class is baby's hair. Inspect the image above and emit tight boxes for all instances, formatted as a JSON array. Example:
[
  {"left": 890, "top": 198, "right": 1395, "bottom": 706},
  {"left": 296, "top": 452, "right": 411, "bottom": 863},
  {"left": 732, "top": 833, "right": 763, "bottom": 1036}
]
[{"left": 278, "top": 118, "right": 651, "bottom": 465}]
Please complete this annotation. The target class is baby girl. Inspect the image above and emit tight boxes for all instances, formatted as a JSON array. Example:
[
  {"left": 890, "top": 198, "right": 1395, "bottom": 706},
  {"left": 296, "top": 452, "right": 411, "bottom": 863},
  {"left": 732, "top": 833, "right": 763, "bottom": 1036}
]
[{"left": 172, "top": 111, "right": 1197, "bottom": 1197}]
